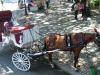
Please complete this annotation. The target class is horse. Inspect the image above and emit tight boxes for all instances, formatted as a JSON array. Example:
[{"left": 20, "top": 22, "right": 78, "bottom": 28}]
[{"left": 42, "top": 28, "right": 100, "bottom": 71}]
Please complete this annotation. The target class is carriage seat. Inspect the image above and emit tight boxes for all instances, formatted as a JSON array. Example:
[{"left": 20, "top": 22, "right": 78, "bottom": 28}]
[
  {"left": 0, "top": 10, "right": 12, "bottom": 23},
  {"left": 0, "top": 10, "right": 13, "bottom": 33},
  {"left": 8, "top": 25, "right": 33, "bottom": 34}
]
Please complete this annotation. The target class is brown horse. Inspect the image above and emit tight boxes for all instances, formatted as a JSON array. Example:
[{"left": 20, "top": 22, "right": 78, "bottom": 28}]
[{"left": 42, "top": 28, "right": 100, "bottom": 71}]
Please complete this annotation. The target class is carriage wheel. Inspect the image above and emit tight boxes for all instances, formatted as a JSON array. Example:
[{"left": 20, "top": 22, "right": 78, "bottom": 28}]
[{"left": 12, "top": 52, "right": 31, "bottom": 71}]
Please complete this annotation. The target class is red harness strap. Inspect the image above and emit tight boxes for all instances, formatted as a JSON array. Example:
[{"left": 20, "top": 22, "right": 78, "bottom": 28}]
[{"left": 82, "top": 33, "right": 85, "bottom": 43}]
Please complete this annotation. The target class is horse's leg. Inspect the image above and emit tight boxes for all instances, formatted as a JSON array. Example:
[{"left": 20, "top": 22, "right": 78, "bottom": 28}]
[
  {"left": 48, "top": 52, "right": 55, "bottom": 68},
  {"left": 74, "top": 50, "right": 80, "bottom": 72},
  {"left": 49, "top": 52, "right": 52, "bottom": 62}
]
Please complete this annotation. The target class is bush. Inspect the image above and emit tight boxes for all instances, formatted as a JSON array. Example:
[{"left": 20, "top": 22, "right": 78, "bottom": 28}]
[{"left": 92, "top": 0, "right": 100, "bottom": 6}]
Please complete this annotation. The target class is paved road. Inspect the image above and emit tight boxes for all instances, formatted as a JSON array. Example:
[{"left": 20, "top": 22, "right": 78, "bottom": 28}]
[
  {"left": 0, "top": 0, "right": 18, "bottom": 11},
  {"left": 0, "top": 45, "right": 69, "bottom": 75},
  {"left": 17, "top": 1, "right": 100, "bottom": 75},
  {"left": 0, "top": 0, "right": 69, "bottom": 75}
]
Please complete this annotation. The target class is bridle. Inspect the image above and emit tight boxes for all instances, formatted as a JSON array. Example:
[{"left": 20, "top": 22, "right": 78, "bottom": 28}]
[{"left": 94, "top": 28, "right": 100, "bottom": 48}]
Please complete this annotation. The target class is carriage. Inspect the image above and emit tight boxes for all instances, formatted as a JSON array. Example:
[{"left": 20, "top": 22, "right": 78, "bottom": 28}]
[
  {"left": 0, "top": 10, "right": 44, "bottom": 71},
  {"left": 0, "top": 10, "right": 100, "bottom": 72}
]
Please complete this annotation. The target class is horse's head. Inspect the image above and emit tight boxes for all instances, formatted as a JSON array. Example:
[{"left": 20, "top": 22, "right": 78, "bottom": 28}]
[{"left": 94, "top": 28, "right": 100, "bottom": 49}]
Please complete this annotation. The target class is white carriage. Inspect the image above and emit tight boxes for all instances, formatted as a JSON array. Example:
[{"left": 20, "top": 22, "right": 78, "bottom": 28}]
[
  {"left": 0, "top": 10, "right": 43, "bottom": 71},
  {"left": 5, "top": 25, "right": 41, "bottom": 71}
]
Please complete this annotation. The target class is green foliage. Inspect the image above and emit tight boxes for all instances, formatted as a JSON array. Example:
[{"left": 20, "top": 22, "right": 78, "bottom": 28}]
[{"left": 92, "top": 0, "right": 100, "bottom": 6}]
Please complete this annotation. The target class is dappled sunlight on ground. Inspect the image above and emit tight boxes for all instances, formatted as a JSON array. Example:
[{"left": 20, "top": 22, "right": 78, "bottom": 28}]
[
  {"left": 17, "top": 1, "right": 100, "bottom": 75},
  {"left": 0, "top": 65, "right": 13, "bottom": 75}
]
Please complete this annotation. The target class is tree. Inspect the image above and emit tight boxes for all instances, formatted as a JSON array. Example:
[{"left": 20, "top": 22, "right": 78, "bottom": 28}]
[{"left": 92, "top": 0, "right": 100, "bottom": 6}]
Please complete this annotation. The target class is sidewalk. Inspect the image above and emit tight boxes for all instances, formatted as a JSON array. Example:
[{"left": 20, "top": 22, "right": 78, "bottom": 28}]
[{"left": 17, "top": 1, "right": 100, "bottom": 75}]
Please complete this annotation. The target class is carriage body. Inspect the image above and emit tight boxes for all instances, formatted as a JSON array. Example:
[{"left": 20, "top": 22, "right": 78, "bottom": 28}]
[
  {"left": 0, "top": 10, "right": 43, "bottom": 71},
  {"left": 2, "top": 25, "right": 40, "bottom": 48},
  {"left": 0, "top": 10, "right": 40, "bottom": 47}
]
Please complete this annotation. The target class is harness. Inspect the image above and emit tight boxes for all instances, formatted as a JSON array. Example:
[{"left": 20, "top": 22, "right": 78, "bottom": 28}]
[
  {"left": 66, "top": 32, "right": 85, "bottom": 48},
  {"left": 78, "top": 32, "right": 84, "bottom": 45},
  {"left": 67, "top": 33, "right": 71, "bottom": 47},
  {"left": 47, "top": 34, "right": 56, "bottom": 50},
  {"left": 47, "top": 33, "right": 85, "bottom": 50}
]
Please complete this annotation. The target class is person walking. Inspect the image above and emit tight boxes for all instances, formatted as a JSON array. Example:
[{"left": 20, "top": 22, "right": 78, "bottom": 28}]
[
  {"left": 45, "top": 0, "right": 49, "bottom": 9},
  {"left": 45, "top": 0, "right": 50, "bottom": 15},
  {"left": 80, "top": 1, "right": 84, "bottom": 17},
  {"left": 74, "top": 2, "right": 80, "bottom": 20}
]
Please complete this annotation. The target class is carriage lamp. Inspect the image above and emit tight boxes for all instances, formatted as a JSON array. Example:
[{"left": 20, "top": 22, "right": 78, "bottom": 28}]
[
  {"left": 25, "top": 16, "right": 31, "bottom": 26},
  {"left": 26, "top": 16, "right": 31, "bottom": 22},
  {"left": 4, "top": 21, "right": 9, "bottom": 27}
]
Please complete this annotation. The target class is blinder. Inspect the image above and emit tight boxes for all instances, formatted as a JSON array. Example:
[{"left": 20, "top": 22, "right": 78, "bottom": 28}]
[
  {"left": 95, "top": 34, "right": 100, "bottom": 45},
  {"left": 94, "top": 28, "right": 100, "bottom": 47}
]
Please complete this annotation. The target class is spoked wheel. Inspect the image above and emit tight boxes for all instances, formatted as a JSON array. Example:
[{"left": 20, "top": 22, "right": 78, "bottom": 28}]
[{"left": 12, "top": 52, "right": 31, "bottom": 71}]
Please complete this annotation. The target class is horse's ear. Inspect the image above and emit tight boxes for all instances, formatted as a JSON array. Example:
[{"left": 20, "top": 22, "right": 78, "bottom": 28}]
[{"left": 94, "top": 28, "right": 98, "bottom": 33}]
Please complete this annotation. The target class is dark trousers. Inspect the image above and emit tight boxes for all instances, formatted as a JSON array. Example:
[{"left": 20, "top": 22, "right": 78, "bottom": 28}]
[
  {"left": 75, "top": 10, "right": 78, "bottom": 19},
  {"left": 28, "top": 4, "right": 32, "bottom": 11},
  {"left": 81, "top": 9, "right": 84, "bottom": 17},
  {"left": 46, "top": 1, "right": 49, "bottom": 8}
]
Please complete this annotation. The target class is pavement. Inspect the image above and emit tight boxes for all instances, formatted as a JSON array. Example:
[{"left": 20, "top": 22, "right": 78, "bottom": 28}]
[{"left": 17, "top": 0, "right": 100, "bottom": 75}]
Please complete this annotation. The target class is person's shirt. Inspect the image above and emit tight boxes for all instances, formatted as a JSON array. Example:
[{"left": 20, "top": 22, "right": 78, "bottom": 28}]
[
  {"left": 74, "top": 4, "right": 79, "bottom": 11},
  {"left": 26, "top": 0, "right": 32, "bottom": 4},
  {"left": 45, "top": 0, "right": 48, "bottom": 2},
  {"left": 80, "top": 3, "right": 84, "bottom": 9},
  {"left": 71, "top": 3, "right": 76, "bottom": 10}
]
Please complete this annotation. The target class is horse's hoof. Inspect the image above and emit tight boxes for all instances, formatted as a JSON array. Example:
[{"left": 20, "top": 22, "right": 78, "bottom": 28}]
[
  {"left": 77, "top": 65, "right": 80, "bottom": 67},
  {"left": 49, "top": 63, "right": 54, "bottom": 68},
  {"left": 75, "top": 69, "right": 79, "bottom": 72},
  {"left": 74, "top": 66, "right": 80, "bottom": 72},
  {"left": 53, "top": 64, "right": 57, "bottom": 69},
  {"left": 51, "top": 64, "right": 55, "bottom": 68},
  {"left": 49, "top": 63, "right": 57, "bottom": 69}
]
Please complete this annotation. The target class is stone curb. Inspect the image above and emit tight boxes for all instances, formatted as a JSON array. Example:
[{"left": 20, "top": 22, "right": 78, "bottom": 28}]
[{"left": 53, "top": 61, "right": 81, "bottom": 75}]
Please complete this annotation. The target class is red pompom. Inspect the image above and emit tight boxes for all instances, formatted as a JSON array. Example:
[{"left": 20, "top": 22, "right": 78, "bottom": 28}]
[{"left": 94, "top": 28, "right": 98, "bottom": 33}]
